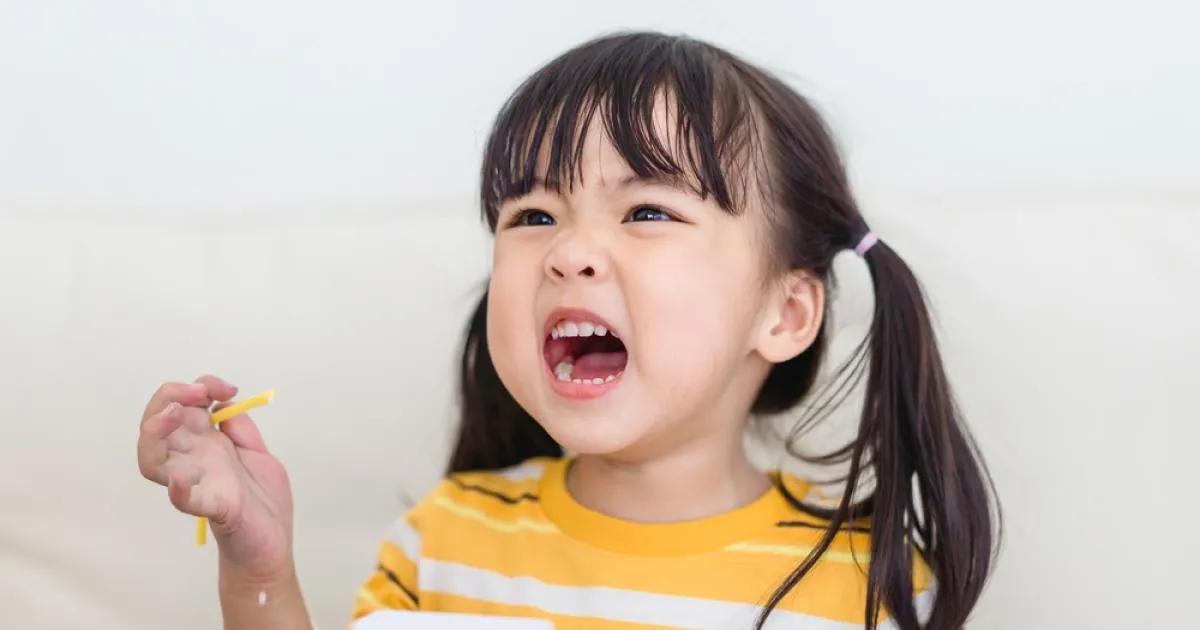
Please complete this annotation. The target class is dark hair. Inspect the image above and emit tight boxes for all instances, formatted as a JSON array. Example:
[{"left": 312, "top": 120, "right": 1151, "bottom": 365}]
[{"left": 448, "top": 31, "right": 1000, "bottom": 629}]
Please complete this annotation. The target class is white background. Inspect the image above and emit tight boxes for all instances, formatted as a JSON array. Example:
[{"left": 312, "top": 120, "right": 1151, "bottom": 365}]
[{"left": 1, "top": 1, "right": 1197, "bottom": 628}]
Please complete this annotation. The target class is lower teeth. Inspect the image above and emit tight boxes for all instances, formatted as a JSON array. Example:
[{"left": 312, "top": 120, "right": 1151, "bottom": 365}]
[{"left": 553, "top": 360, "right": 620, "bottom": 385}]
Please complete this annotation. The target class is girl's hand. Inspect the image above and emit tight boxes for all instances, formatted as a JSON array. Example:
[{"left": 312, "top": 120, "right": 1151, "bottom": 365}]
[{"left": 137, "top": 374, "right": 294, "bottom": 581}]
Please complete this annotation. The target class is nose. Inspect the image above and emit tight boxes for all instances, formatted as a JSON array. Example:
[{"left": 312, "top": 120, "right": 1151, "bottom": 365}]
[{"left": 544, "top": 230, "right": 609, "bottom": 283}]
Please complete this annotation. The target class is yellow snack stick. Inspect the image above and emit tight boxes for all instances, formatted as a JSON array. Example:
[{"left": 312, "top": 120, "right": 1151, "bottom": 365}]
[
  {"left": 196, "top": 388, "right": 277, "bottom": 546},
  {"left": 211, "top": 388, "right": 276, "bottom": 425},
  {"left": 195, "top": 515, "right": 208, "bottom": 546}
]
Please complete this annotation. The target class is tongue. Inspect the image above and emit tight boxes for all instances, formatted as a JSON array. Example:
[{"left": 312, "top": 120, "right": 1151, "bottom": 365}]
[{"left": 572, "top": 351, "right": 627, "bottom": 380}]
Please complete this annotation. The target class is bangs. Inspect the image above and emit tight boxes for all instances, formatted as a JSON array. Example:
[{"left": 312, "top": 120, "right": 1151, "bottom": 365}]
[{"left": 480, "top": 32, "right": 766, "bottom": 231}]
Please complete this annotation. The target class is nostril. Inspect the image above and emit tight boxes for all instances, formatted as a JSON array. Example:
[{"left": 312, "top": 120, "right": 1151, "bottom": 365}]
[{"left": 548, "top": 264, "right": 596, "bottom": 278}]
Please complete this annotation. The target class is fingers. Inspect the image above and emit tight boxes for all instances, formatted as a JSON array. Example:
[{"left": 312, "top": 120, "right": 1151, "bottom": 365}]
[
  {"left": 138, "top": 375, "right": 247, "bottom": 519},
  {"left": 165, "top": 460, "right": 204, "bottom": 516},
  {"left": 143, "top": 401, "right": 183, "bottom": 440},
  {"left": 138, "top": 403, "right": 212, "bottom": 485},
  {"left": 164, "top": 458, "right": 231, "bottom": 521},
  {"left": 142, "top": 382, "right": 209, "bottom": 426},
  {"left": 140, "top": 375, "right": 238, "bottom": 427},
  {"left": 138, "top": 402, "right": 184, "bottom": 484},
  {"left": 193, "top": 374, "right": 239, "bottom": 404}
]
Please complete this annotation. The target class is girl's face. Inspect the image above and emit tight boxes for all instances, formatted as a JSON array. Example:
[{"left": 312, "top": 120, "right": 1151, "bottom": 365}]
[{"left": 487, "top": 120, "right": 820, "bottom": 461}]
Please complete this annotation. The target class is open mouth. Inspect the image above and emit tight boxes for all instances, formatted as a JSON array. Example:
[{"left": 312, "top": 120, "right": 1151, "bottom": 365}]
[{"left": 543, "top": 318, "right": 628, "bottom": 386}]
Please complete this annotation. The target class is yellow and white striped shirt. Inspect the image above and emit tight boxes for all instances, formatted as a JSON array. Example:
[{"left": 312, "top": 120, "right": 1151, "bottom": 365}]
[{"left": 353, "top": 457, "right": 933, "bottom": 628}]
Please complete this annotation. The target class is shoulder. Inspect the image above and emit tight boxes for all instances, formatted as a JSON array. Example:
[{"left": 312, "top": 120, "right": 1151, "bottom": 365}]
[
  {"left": 447, "top": 456, "right": 553, "bottom": 498},
  {"left": 752, "top": 471, "right": 936, "bottom": 624},
  {"left": 747, "top": 471, "right": 878, "bottom": 572},
  {"left": 404, "top": 456, "right": 558, "bottom": 531}
]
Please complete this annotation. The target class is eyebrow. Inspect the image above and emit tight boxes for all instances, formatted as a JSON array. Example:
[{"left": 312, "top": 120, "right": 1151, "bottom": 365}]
[
  {"left": 524, "top": 172, "right": 702, "bottom": 196},
  {"left": 617, "top": 173, "right": 702, "bottom": 194}
]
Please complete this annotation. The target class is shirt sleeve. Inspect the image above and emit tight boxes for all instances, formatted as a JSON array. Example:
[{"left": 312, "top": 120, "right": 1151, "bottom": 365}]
[{"left": 351, "top": 502, "right": 426, "bottom": 618}]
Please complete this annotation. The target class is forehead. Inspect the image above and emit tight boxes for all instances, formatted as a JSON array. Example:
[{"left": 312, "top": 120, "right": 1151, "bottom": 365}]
[
  {"left": 525, "top": 109, "right": 707, "bottom": 198},
  {"left": 481, "top": 71, "right": 765, "bottom": 229}
]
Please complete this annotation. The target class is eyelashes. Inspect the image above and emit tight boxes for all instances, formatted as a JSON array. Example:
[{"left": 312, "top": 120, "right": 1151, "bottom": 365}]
[
  {"left": 503, "top": 205, "right": 681, "bottom": 229},
  {"left": 626, "top": 206, "right": 674, "bottom": 222},
  {"left": 505, "top": 208, "right": 555, "bottom": 228}
]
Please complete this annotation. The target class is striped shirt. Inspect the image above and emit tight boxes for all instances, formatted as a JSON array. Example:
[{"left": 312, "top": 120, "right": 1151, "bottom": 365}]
[{"left": 352, "top": 457, "right": 933, "bottom": 628}]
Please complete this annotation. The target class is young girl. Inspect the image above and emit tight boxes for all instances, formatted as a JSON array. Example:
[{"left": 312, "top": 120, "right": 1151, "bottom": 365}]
[{"left": 137, "top": 32, "right": 999, "bottom": 629}]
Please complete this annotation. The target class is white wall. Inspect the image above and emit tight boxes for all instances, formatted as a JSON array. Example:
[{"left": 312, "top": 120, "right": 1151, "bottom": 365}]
[{"left": 1, "top": 1, "right": 1197, "bottom": 628}]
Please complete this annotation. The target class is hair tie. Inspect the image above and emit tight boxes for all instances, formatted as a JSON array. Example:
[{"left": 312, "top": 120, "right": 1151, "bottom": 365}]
[{"left": 854, "top": 231, "right": 879, "bottom": 257}]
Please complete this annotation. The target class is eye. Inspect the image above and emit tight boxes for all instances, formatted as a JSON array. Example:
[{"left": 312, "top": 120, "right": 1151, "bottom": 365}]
[
  {"left": 506, "top": 209, "right": 556, "bottom": 228},
  {"left": 624, "top": 205, "right": 676, "bottom": 223}
]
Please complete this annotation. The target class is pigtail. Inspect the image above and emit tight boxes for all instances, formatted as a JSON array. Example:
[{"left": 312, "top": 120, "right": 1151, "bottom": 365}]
[
  {"left": 757, "top": 237, "right": 1000, "bottom": 629},
  {"left": 446, "top": 286, "right": 562, "bottom": 475},
  {"left": 858, "top": 238, "right": 998, "bottom": 628}
]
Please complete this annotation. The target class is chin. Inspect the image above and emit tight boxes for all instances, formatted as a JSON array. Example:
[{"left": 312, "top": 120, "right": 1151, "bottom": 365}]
[{"left": 536, "top": 412, "right": 648, "bottom": 456}]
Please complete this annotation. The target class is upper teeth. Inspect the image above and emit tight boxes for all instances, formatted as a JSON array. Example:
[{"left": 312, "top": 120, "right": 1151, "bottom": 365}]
[{"left": 551, "top": 320, "right": 614, "bottom": 339}]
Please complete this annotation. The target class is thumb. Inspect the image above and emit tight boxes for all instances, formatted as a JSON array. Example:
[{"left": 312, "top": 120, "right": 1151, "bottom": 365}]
[{"left": 212, "top": 403, "right": 269, "bottom": 453}]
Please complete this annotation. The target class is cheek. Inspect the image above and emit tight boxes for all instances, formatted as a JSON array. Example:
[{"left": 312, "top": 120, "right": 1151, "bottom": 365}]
[
  {"left": 489, "top": 240, "right": 537, "bottom": 329},
  {"left": 485, "top": 268, "right": 535, "bottom": 392},
  {"left": 641, "top": 304, "right": 727, "bottom": 390},
  {"left": 627, "top": 237, "right": 760, "bottom": 388},
  {"left": 629, "top": 265, "right": 734, "bottom": 388}
]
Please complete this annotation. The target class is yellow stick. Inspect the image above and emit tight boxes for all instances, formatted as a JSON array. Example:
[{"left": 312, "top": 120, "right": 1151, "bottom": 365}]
[
  {"left": 211, "top": 388, "right": 276, "bottom": 425},
  {"left": 196, "top": 388, "right": 277, "bottom": 546},
  {"left": 195, "top": 515, "right": 208, "bottom": 546}
]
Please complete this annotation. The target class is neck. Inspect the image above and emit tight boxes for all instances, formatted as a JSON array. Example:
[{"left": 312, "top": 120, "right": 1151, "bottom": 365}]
[{"left": 567, "top": 439, "right": 771, "bottom": 523}]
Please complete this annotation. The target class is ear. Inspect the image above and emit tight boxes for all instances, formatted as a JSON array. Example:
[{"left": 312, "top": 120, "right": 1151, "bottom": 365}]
[{"left": 754, "top": 269, "right": 825, "bottom": 363}]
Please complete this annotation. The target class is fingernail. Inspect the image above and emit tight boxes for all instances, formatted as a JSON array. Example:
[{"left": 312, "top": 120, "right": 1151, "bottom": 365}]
[{"left": 164, "top": 402, "right": 178, "bottom": 414}]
